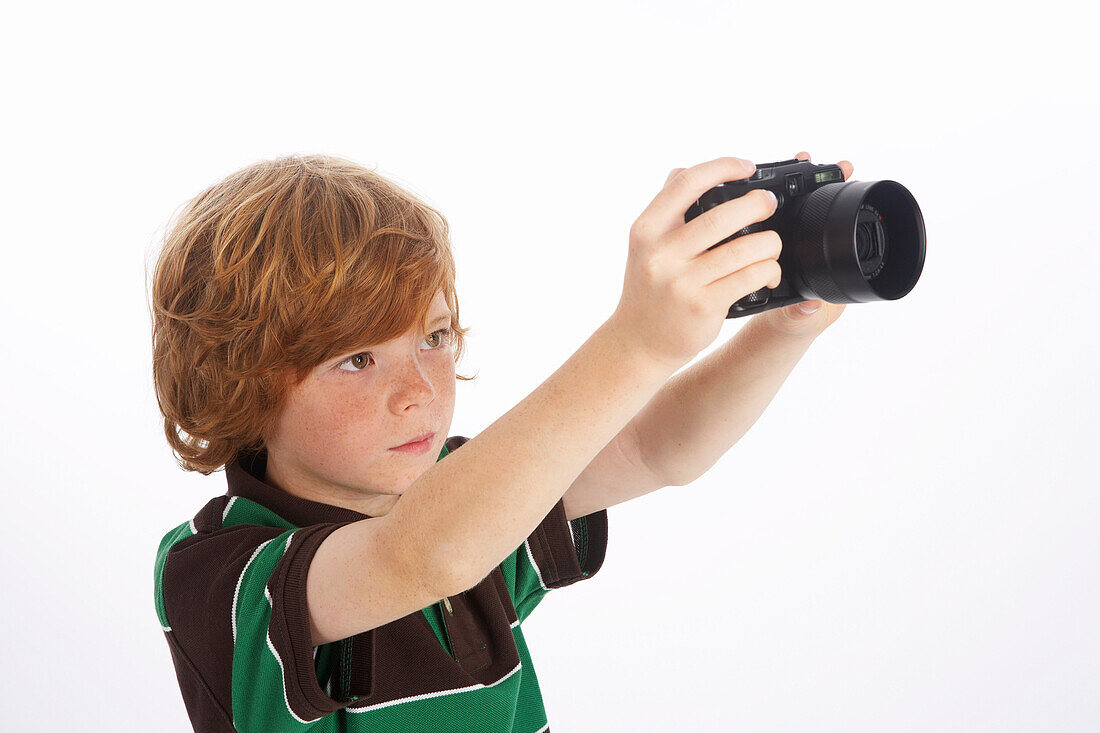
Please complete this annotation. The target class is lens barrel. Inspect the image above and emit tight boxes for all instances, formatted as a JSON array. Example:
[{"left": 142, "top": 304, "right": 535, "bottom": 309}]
[{"left": 795, "top": 180, "right": 926, "bottom": 303}]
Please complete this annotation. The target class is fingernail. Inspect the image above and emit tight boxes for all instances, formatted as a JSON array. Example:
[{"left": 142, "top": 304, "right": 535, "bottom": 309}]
[
  {"left": 764, "top": 189, "right": 777, "bottom": 205},
  {"left": 797, "top": 300, "right": 822, "bottom": 314},
  {"left": 741, "top": 158, "right": 755, "bottom": 172}
]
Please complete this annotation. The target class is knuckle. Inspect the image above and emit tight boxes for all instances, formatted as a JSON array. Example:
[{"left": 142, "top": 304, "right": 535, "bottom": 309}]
[
  {"left": 630, "top": 217, "right": 655, "bottom": 246},
  {"left": 671, "top": 277, "right": 695, "bottom": 307},
  {"left": 672, "top": 168, "right": 697, "bottom": 190},
  {"left": 700, "top": 211, "right": 725, "bottom": 240},
  {"left": 686, "top": 294, "right": 708, "bottom": 317},
  {"left": 639, "top": 256, "right": 662, "bottom": 283}
]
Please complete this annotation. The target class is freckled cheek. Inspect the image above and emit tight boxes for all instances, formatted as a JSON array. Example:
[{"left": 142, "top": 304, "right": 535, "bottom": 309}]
[
  {"left": 320, "top": 395, "right": 385, "bottom": 436},
  {"left": 285, "top": 393, "right": 377, "bottom": 452},
  {"left": 431, "top": 362, "right": 457, "bottom": 406}
]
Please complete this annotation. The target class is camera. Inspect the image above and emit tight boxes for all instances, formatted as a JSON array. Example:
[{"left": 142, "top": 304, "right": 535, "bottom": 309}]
[{"left": 683, "top": 158, "right": 927, "bottom": 318}]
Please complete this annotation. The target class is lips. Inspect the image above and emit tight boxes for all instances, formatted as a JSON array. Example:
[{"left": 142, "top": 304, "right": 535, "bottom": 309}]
[{"left": 394, "top": 432, "right": 434, "bottom": 449}]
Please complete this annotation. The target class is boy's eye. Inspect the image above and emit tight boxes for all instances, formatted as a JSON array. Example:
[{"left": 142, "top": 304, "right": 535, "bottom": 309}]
[
  {"left": 424, "top": 327, "right": 453, "bottom": 349},
  {"left": 336, "top": 328, "right": 453, "bottom": 372},
  {"left": 337, "top": 352, "right": 373, "bottom": 372}
]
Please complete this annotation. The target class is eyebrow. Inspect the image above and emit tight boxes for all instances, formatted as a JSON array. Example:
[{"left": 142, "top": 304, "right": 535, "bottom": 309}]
[{"left": 334, "top": 315, "right": 452, "bottom": 363}]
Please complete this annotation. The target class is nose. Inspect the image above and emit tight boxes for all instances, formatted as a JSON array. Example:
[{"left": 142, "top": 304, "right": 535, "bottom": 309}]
[{"left": 389, "top": 356, "right": 437, "bottom": 410}]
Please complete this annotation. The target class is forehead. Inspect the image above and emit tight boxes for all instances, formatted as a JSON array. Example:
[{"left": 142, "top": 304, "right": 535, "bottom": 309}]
[
  {"left": 422, "top": 291, "right": 451, "bottom": 324},
  {"left": 334, "top": 290, "right": 450, "bottom": 347},
  {"left": 367, "top": 291, "right": 451, "bottom": 343},
  {"left": 428, "top": 289, "right": 449, "bottom": 311}
]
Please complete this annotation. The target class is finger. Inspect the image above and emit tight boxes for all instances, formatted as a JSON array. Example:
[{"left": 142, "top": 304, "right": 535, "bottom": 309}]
[
  {"left": 636, "top": 157, "right": 755, "bottom": 237},
  {"left": 797, "top": 152, "right": 853, "bottom": 180},
  {"left": 688, "top": 229, "right": 782, "bottom": 288},
  {"left": 705, "top": 258, "right": 783, "bottom": 308},
  {"left": 664, "top": 167, "right": 687, "bottom": 187},
  {"left": 665, "top": 188, "right": 778, "bottom": 259}
]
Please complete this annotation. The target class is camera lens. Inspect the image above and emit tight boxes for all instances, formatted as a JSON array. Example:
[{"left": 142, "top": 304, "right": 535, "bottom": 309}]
[
  {"left": 792, "top": 180, "right": 925, "bottom": 303},
  {"left": 855, "top": 204, "right": 887, "bottom": 279}
]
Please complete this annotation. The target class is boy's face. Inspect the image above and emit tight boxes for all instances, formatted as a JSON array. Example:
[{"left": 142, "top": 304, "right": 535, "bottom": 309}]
[{"left": 263, "top": 291, "right": 457, "bottom": 518}]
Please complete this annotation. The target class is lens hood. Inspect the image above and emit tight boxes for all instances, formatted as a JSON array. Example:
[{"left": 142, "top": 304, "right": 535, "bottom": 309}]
[{"left": 795, "top": 180, "right": 926, "bottom": 304}]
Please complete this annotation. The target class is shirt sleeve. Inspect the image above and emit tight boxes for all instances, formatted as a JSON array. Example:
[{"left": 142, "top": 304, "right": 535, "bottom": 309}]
[
  {"left": 159, "top": 519, "right": 359, "bottom": 732},
  {"left": 500, "top": 496, "right": 609, "bottom": 624}
]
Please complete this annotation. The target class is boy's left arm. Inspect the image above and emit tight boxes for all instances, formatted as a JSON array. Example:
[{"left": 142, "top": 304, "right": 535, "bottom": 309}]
[{"left": 560, "top": 151, "right": 852, "bottom": 522}]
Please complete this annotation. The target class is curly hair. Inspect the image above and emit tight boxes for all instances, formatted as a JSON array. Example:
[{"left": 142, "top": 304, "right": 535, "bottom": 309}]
[{"left": 147, "top": 153, "right": 474, "bottom": 475}]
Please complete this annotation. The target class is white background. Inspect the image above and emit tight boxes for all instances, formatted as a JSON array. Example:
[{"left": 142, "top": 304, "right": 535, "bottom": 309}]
[{"left": 3, "top": 1, "right": 1098, "bottom": 731}]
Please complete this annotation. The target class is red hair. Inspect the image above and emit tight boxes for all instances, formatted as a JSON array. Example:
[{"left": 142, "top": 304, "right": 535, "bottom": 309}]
[{"left": 148, "top": 153, "right": 474, "bottom": 474}]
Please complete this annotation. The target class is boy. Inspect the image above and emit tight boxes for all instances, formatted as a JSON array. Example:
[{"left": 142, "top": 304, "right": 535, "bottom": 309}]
[{"left": 151, "top": 152, "right": 850, "bottom": 732}]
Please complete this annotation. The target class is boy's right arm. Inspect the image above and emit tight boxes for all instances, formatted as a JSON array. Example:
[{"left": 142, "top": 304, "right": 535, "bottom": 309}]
[
  {"left": 306, "top": 156, "right": 782, "bottom": 645},
  {"left": 306, "top": 516, "right": 444, "bottom": 647}
]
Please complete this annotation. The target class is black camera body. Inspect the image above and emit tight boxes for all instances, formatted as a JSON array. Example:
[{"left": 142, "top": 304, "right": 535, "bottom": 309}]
[{"left": 684, "top": 158, "right": 927, "bottom": 318}]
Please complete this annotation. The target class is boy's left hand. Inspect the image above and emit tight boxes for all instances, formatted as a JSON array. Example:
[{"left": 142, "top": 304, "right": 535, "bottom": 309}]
[{"left": 754, "top": 151, "right": 854, "bottom": 339}]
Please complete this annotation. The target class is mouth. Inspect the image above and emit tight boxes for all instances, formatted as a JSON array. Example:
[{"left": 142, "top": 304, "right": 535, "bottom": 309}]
[{"left": 392, "top": 432, "right": 435, "bottom": 449}]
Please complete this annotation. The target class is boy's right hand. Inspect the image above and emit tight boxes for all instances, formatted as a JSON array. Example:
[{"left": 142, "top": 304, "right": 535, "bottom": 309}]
[{"left": 610, "top": 156, "right": 781, "bottom": 371}]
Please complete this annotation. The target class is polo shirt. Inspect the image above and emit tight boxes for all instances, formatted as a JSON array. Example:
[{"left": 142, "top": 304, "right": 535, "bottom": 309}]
[{"left": 153, "top": 435, "right": 608, "bottom": 733}]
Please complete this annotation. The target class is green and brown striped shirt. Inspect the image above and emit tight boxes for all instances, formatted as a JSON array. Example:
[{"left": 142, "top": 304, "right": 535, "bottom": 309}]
[{"left": 153, "top": 435, "right": 608, "bottom": 732}]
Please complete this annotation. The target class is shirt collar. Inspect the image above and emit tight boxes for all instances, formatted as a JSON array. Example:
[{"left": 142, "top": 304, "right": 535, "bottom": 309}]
[{"left": 225, "top": 441, "right": 452, "bottom": 527}]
